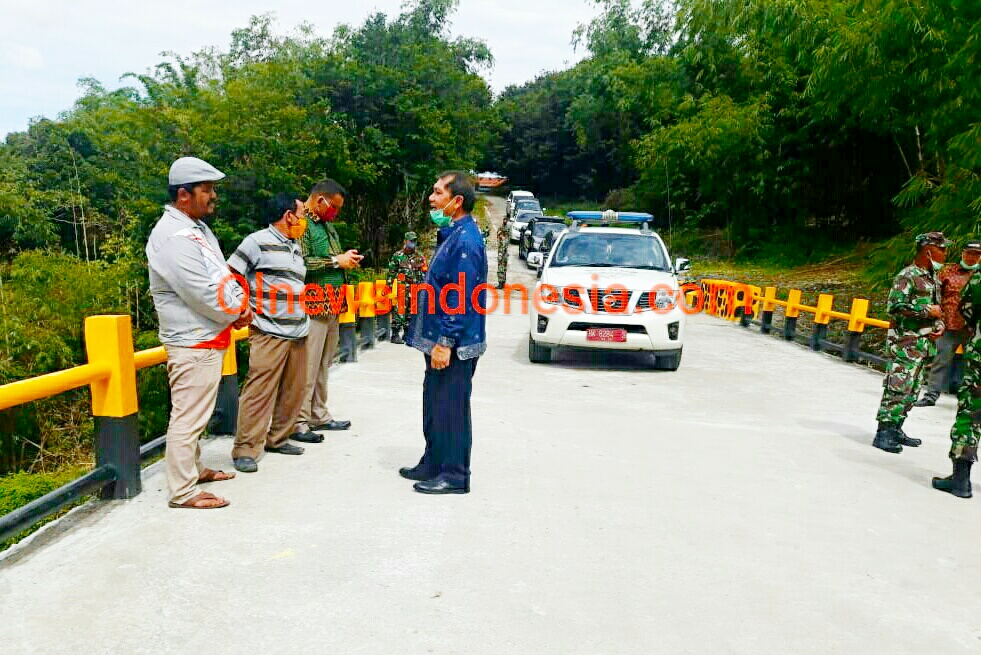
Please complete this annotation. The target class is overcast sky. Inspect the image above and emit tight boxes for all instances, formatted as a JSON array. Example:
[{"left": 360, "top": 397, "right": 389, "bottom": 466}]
[{"left": 0, "top": 0, "right": 601, "bottom": 138}]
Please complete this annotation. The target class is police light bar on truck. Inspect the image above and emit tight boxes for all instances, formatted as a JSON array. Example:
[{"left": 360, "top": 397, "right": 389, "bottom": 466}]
[{"left": 567, "top": 210, "right": 656, "bottom": 232}]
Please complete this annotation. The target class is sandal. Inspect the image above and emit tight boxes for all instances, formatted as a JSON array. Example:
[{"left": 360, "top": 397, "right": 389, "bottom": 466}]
[
  {"left": 169, "top": 492, "right": 230, "bottom": 509},
  {"left": 198, "top": 468, "right": 236, "bottom": 483}
]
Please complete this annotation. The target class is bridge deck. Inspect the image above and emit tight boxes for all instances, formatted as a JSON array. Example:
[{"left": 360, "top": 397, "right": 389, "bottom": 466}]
[{"left": 1, "top": 201, "right": 979, "bottom": 653}]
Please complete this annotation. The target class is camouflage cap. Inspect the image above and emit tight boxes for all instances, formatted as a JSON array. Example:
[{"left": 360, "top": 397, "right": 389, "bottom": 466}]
[
  {"left": 404, "top": 231, "right": 418, "bottom": 241},
  {"left": 964, "top": 240, "right": 981, "bottom": 252},
  {"left": 915, "top": 232, "right": 952, "bottom": 248}
]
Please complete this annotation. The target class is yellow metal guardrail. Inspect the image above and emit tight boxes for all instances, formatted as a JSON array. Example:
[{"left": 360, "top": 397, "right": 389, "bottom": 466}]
[
  {"left": 698, "top": 278, "right": 891, "bottom": 332},
  {"left": 0, "top": 279, "right": 404, "bottom": 540},
  {"left": 691, "top": 278, "right": 973, "bottom": 363},
  {"left": 0, "top": 281, "right": 400, "bottom": 414}
]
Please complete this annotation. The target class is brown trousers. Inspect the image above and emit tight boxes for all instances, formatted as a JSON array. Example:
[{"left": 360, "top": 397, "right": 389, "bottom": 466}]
[
  {"left": 295, "top": 314, "right": 340, "bottom": 433},
  {"left": 233, "top": 329, "right": 308, "bottom": 460},
  {"left": 164, "top": 346, "right": 225, "bottom": 505}
]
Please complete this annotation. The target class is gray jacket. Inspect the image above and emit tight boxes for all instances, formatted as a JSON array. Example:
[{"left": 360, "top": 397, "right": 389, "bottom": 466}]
[{"left": 146, "top": 206, "right": 245, "bottom": 347}]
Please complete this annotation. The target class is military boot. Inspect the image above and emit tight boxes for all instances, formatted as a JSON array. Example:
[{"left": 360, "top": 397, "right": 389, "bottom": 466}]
[
  {"left": 895, "top": 421, "right": 922, "bottom": 447},
  {"left": 390, "top": 327, "right": 404, "bottom": 345},
  {"left": 872, "top": 422, "right": 903, "bottom": 454},
  {"left": 932, "top": 460, "right": 973, "bottom": 499},
  {"left": 914, "top": 392, "right": 939, "bottom": 408}
]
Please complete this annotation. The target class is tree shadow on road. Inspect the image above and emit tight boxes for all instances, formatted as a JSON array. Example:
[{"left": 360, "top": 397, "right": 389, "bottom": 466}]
[
  {"left": 800, "top": 419, "right": 946, "bottom": 487},
  {"left": 797, "top": 419, "right": 873, "bottom": 449}
]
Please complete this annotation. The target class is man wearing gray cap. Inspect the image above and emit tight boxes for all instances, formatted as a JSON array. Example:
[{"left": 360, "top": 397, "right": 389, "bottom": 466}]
[{"left": 146, "top": 156, "right": 251, "bottom": 509}]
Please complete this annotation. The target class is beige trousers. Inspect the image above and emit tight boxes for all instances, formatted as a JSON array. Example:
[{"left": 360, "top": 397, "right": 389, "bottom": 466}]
[
  {"left": 233, "top": 329, "right": 308, "bottom": 460},
  {"left": 296, "top": 314, "right": 340, "bottom": 433},
  {"left": 164, "top": 346, "right": 225, "bottom": 505}
]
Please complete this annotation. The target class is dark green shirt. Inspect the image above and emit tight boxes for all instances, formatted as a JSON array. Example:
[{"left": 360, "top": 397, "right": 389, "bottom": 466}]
[{"left": 302, "top": 218, "right": 347, "bottom": 290}]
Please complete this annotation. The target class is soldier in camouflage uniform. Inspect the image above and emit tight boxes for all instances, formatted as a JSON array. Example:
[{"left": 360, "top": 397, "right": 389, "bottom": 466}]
[
  {"left": 873, "top": 232, "right": 950, "bottom": 453},
  {"left": 932, "top": 260, "right": 981, "bottom": 498},
  {"left": 387, "top": 231, "right": 428, "bottom": 344},
  {"left": 496, "top": 216, "right": 510, "bottom": 289}
]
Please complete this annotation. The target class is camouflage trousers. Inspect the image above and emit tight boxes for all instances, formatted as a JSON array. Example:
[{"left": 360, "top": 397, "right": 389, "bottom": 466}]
[
  {"left": 497, "top": 249, "right": 508, "bottom": 287},
  {"left": 876, "top": 336, "right": 936, "bottom": 426},
  {"left": 391, "top": 307, "right": 413, "bottom": 332},
  {"left": 949, "top": 342, "right": 981, "bottom": 462}
]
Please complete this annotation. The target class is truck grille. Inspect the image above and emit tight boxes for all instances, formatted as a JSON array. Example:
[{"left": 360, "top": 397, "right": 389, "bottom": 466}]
[{"left": 588, "top": 289, "right": 631, "bottom": 313}]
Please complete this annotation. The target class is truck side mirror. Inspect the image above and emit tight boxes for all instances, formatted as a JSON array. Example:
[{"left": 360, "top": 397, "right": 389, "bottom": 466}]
[{"left": 675, "top": 257, "right": 692, "bottom": 273}]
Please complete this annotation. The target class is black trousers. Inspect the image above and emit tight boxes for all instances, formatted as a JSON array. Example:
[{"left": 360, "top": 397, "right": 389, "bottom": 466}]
[{"left": 417, "top": 353, "right": 479, "bottom": 484}]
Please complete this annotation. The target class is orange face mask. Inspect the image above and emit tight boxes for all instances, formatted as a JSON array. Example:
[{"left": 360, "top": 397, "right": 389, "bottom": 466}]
[{"left": 287, "top": 216, "right": 308, "bottom": 240}]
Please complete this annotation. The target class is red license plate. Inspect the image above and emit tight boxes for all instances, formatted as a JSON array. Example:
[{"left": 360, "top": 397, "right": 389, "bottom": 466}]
[{"left": 586, "top": 328, "right": 627, "bottom": 342}]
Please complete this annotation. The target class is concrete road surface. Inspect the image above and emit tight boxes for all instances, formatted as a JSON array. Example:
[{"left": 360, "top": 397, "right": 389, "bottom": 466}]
[{"left": 1, "top": 196, "right": 979, "bottom": 654}]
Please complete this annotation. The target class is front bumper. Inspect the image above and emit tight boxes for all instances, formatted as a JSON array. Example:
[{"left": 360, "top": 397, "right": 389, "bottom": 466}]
[{"left": 529, "top": 304, "right": 686, "bottom": 351}]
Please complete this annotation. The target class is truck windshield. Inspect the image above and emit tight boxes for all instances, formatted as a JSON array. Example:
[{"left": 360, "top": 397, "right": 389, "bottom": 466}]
[{"left": 550, "top": 233, "right": 668, "bottom": 270}]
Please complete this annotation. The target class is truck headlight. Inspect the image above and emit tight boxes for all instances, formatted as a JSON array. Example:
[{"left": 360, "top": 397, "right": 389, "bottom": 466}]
[
  {"left": 539, "top": 285, "right": 562, "bottom": 305},
  {"left": 655, "top": 289, "right": 676, "bottom": 310}
]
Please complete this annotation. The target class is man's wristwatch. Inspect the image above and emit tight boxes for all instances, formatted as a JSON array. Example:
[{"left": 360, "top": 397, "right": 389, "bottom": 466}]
[{"left": 330, "top": 255, "right": 340, "bottom": 268}]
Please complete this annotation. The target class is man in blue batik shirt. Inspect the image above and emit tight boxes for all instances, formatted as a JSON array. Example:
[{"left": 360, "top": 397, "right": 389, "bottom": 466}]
[{"left": 402, "top": 171, "right": 488, "bottom": 494}]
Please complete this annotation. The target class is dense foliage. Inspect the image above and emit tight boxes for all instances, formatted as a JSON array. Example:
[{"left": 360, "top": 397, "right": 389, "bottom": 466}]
[
  {"left": 0, "top": 0, "right": 494, "bottom": 475},
  {"left": 486, "top": 0, "right": 979, "bottom": 268},
  {"left": 1, "top": 0, "right": 979, "bottom": 482}
]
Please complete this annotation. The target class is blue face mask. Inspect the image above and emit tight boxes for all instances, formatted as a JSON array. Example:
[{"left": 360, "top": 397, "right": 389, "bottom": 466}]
[
  {"left": 930, "top": 259, "right": 944, "bottom": 272},
  {"left": 429, "top": 198, "right": 457, "bottom": 228}
]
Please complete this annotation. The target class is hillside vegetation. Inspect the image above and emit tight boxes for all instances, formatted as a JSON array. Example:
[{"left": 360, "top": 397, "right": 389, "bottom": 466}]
[
  {"left": 0, "top": 0, "right": 978, "bottom": 491},
  {"left": 487, "top": 0, "right": 979, "bottom": 279}
]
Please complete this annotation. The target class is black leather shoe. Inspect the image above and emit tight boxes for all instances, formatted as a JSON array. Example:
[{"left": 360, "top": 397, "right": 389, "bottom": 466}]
[
  {"left": 234, "top": 457, "right": 258, "bottom": 473},
  {"left": 914, "top": 394, "right": 938, "bottom": 408},
  {"left": 265, "top": 443, "right": 305, "bottom": 456},
  {"left": 399, "top": 466, "right": 436, "bottom": 482},
  {"left": 290, "top": 431, "right": 324, "bottom": 444},
  {"left": 413, "top": 479, "right": 469, "bottom": 495},
  {"left": 313, "top": 420, "right": 351, "bottom": 431}
]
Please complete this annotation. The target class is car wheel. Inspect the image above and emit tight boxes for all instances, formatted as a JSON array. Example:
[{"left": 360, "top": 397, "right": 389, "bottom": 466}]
[
  {"left": 528, "top": 336, "right": 552, "bottom": 364},
  {"left": 653, "top": 349, "right": 682, "bottom": 371}
]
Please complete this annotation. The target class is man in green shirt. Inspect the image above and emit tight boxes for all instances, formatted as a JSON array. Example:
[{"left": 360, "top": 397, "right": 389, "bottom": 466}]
[{"left": 294, "top": 179, "right": 363, "bottom": 439}]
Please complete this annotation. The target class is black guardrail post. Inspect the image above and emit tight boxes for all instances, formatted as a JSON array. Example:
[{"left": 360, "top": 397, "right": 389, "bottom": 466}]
[
  {"left": 360, "top": 316, "right": 377, "bottom": 350},
  {"left": 760, "top": 310, "right": 773, "bottom": 335},
  {"left": 377, "top": 312, "right": 392, "bottom": 342},
  {"left": 810, "top": 324, "right": 828, "bottom": 351},
  {"left": 783, "top": 317, "right": 798, "bottom": 342},
  {"left": 84, "top": 316, "right": 142, "bottom": 500},
  {"left": 208, "top": 344, "right": 239, "bottom": 436},
  {"left": 339, "top": 322, "right": 358, "bottom": 363},
  {"left": 843, "top": 332, "right": 862, "bottom": 362}
]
